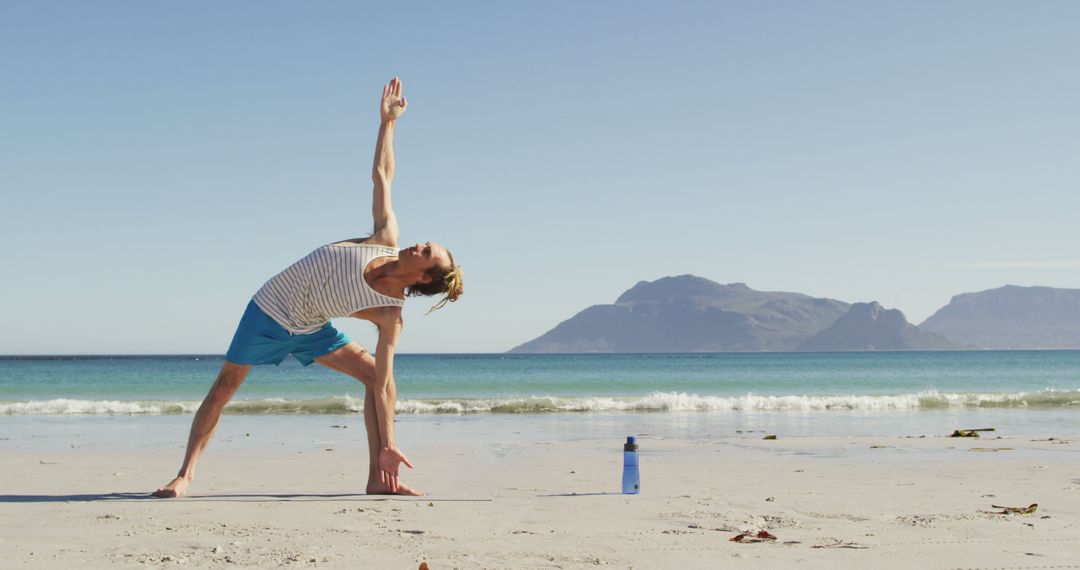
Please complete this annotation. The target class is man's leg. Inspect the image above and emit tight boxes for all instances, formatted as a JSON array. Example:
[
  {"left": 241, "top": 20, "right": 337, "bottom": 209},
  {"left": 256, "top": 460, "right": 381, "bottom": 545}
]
[
  {"left": 153, "top": 361, "right": 251, "bottom": 498},
  {"left": 315, "top": 342, "right": 423, "bottom": 496}
]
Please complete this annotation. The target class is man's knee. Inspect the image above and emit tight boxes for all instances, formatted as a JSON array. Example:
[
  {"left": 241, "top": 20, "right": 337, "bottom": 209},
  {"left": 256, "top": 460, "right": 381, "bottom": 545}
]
[
  {"left": 353, "top": 367, "right": 376, "bottom": 388},
  {"left": 335, "top": 349, "right": 376, "bottom": 386},
  {"left": 211, "top": 364, "right": 248, "bottom": 397}
]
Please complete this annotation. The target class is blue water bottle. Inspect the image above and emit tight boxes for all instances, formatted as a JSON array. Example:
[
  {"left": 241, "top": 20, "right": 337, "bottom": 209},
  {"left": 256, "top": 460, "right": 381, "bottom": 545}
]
[{"left": 622, "top": 436, "right": 640, "bottom": 494}]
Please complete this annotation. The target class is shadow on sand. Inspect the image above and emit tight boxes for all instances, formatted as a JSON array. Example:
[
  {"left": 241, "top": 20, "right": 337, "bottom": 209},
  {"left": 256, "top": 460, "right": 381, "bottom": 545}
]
[
  {"left": 0, "top": 492, "right": 156, "bottom": 503},
  {"left": 0, "top": 492, "right": 492, "bottom": 503}
]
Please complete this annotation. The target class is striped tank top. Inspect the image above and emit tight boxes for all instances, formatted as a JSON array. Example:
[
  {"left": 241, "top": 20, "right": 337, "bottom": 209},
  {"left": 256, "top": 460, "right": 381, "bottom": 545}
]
[{"left": 252, "top": 242, "right": 405, "bottom": 334}]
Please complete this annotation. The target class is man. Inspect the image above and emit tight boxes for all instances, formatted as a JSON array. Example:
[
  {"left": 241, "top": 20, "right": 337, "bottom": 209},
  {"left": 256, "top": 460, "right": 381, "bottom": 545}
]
[{"left": 154, "top": 77, "right": 463, "bottom": 498}]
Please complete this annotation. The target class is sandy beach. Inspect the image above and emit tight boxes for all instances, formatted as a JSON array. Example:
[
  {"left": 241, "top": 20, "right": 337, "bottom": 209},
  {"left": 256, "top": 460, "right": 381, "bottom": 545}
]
[{"left": 2, "top": 419, "right": 1077, "bottom": 570}]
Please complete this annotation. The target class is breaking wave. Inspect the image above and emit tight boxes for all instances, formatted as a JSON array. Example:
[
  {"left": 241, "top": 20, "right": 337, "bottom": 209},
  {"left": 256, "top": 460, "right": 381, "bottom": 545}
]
[{"left": 2, "top": 390, "right": 1079, "bottom": 415}]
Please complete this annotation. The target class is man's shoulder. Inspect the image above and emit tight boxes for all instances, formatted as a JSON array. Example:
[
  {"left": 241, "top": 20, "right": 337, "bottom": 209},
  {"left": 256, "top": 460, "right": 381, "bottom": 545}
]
[
  {"left": 363, "top": 234, "right": 398, "bottom": 249},
  {"left": 351, "top": 304, "right": 403, "bottom": 325}
]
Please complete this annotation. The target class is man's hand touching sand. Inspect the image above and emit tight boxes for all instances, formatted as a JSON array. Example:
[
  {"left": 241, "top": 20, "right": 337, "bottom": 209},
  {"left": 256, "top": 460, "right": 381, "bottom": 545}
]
[{"left": 378, "top": 446, "right": 414, "bottom": 493}]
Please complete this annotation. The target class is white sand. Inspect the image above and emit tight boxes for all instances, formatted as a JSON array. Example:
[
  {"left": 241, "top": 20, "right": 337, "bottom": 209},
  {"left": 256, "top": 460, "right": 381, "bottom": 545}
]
[{"left": 2, "top": 433, "right": 1078, "bottom": 569}]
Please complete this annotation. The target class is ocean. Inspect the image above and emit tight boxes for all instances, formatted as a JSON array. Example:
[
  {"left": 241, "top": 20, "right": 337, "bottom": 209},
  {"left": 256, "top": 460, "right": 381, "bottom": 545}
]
[{"left": 2, "top": 351, "right": 1079, "bottom": 450}]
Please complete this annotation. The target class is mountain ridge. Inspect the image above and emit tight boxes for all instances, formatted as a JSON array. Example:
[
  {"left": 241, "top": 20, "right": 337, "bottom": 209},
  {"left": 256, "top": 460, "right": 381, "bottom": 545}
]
[
  {"left": 510, "top": 275, "right": 951, "bottom": 353},
  {"left": 920, "top": 285, "right": 1080, "bottom": 349}
]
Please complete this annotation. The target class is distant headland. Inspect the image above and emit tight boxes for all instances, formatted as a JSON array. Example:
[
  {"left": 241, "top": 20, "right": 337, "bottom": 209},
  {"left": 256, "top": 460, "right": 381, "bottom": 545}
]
[{"left": 509, "top": 276, "right": 1080, "bottom": 353}]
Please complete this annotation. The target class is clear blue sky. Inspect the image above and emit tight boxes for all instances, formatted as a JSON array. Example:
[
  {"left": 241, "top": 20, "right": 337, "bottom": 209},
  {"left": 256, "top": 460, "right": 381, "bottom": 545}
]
[{"left": 2, "top": 1, "right": 1078, "bottom": 354}]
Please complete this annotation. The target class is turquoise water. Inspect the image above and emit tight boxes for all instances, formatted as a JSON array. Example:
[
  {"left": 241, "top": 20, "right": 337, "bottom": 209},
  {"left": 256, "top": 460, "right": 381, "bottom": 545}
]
[{"left": 1, "top": 351, "right": 1078, "bottom": 414}]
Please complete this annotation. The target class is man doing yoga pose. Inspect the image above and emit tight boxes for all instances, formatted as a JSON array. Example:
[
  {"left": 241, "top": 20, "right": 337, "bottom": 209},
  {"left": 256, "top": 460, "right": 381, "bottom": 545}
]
[{"left": 153, "top": 77, "right": 462, "bottom": 498}]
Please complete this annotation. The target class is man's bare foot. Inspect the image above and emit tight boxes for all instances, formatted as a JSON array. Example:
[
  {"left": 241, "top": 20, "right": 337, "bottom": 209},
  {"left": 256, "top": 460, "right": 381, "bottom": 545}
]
[
  {"left": 366, "top": 481, "right": 424, "bottom": 496},
  {"left": 152, "top": 476, "right": 191, "bottom": 498}
]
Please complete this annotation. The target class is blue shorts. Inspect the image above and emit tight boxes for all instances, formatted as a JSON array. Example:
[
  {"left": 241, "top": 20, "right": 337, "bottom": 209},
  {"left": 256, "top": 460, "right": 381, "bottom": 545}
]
[{"left": 225, "top": 300, "right": 352, "bottom": 366}]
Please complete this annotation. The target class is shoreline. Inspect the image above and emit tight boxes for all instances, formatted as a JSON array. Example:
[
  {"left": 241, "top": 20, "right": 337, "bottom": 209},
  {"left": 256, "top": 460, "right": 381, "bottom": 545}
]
[{"left": 6, "top": 409, "right": 1080, "bottom": 453}]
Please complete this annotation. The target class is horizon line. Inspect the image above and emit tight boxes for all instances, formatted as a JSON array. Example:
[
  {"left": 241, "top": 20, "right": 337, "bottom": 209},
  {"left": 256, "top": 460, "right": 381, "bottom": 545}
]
[{"left": 4, "top": 348, "right": 1080, "bottom": 359}]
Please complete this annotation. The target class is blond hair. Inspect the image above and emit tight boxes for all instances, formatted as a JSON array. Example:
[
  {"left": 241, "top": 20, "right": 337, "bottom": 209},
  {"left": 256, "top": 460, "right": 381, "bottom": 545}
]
[{"left": 406, "top": 262, "right": 463, "bottom": 314}]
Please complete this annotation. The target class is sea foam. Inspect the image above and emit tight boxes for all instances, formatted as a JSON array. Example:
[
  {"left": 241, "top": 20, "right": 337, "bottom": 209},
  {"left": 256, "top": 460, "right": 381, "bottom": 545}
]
[{"left": 2, "top": 390, "right": 1078, "bottom": 415}]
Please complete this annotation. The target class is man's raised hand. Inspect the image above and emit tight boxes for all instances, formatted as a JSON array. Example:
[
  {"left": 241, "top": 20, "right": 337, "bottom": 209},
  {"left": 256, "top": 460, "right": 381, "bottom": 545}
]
[{"left": 380, "top": 77, "right": 407, "bottom": 122}]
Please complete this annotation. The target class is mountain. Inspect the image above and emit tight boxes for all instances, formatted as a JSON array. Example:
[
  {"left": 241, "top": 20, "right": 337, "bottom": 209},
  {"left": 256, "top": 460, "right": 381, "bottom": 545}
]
[
  {"left": 509, "top": 275, "right": 950, "bottom": 353},
  {"left": 799, "top": 302, "right": 959, "bottom": 351},
  {"left": 920, "top": 285, "right": 1080, "bottom": 349}
]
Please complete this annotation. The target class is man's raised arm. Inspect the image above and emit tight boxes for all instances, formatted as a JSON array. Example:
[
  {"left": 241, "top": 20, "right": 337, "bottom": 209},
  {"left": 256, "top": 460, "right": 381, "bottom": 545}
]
[{"left": 370, "top": 77, "right": 406, "bottom": 244}]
